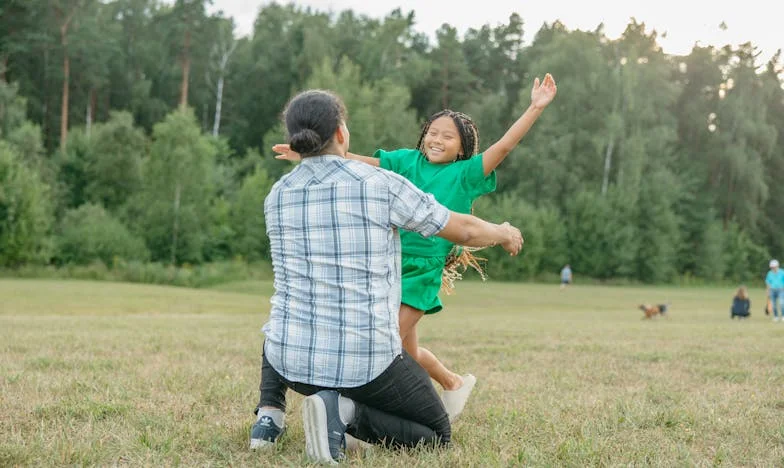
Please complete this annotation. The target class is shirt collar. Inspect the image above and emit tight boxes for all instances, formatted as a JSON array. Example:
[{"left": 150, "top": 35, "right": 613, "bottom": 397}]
[{"left": 301, "top": 154, "right": 345, "bottom": 164}]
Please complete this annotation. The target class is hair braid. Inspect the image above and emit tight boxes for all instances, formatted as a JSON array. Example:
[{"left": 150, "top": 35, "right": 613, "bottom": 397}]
[{"left": 441, "top": 247, "right": 488, "bottom": 294}]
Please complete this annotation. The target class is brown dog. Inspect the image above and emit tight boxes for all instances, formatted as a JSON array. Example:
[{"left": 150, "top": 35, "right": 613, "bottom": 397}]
[{"left": 639, "top": 304, "right": 669, "bottom": 319}]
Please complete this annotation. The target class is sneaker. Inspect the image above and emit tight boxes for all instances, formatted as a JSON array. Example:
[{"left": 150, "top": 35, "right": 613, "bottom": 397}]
[
  {"left": 250, "top": 414, "right": 285, "bottom": 450},
  {"left": 442, "top": 374, "right": 477, "bottom": 422},
  {"left": 302, "top": 390, "right": 347, "bottom": 464}
]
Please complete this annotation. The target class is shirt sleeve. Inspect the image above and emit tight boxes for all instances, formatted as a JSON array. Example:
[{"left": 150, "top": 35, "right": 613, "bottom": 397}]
[
  {"left": 766, "top": 272, "right": 773, "bottom": 287},
  {"left": 373, "top": 148, "right": 408, "bottom": 175},
  {"left": 461, "top": 153, "right": 497, "bottom": 198},
  {"left": 385, "top": 171, "right": 449, "bottom": 238}
]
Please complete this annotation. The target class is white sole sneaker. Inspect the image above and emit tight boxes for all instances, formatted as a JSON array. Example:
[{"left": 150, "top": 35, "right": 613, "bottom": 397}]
[
  {"left": 442, "top": 374, "right": 477, "bottom": 422},
  {"left": 249, "top": 438, "right": 273, "bottom": 450},
  {"left": 302, "top": 394, "right": 338, "bottom": 465},
  {"left": 249, "top": 414, "right": 284, "bottom": 451}
]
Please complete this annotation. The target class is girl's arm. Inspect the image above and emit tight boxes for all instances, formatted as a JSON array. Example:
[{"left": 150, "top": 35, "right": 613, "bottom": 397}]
[
  {"left": 482, "top": 73, "right": 557, "bottom": 176},
  {"left": 273, "top": 144, "right": 380, "bottom": 166},
  {"left": 348, "top": 152, "right": 380, "bottom": 166}
]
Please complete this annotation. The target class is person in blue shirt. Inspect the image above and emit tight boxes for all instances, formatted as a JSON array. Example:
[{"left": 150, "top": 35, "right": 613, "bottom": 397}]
[
  {"left": 560, "top": 264, "right": 572, "bottom": 290},
  {"left": 765, "top": 259, "right": 784, "bottom": 322}
]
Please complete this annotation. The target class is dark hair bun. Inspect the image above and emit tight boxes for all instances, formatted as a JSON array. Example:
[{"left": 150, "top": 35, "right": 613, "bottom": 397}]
[{"left": 289, "top": 129, "right": 323, "bottom": 154}]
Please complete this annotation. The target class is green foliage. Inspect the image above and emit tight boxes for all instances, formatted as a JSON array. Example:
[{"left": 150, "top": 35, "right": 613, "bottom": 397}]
[
  {"left": 302, "top": 57, "right": 419, "bottom": 154},
  {"left": 474, "top": 194, "right": 567, "bottom": 280},
  {"left": 223, "top": 3, "right": 305, "bottom": 151},
  {"left": 57, "top": 129, "right": 93, "bottom": 211},
  {"left": 6, "top": 121, "right": 45, "bottom": 161},
  {"left": 694, "top": 221, "right": 726, "bottom": 281},
  {"left": 0, "top": 142, "right": 53, "bottom": 266},
  {"left": 260, "top": 125, "right": 293, "bottom": 180},
  {"left": 565, "top": 190, "right": 638, "bottom": 279},
  {"left": 84, "top": 111, "right": 146, "bottom": 211},
  {"left": 722, "top": 222, "right": 769, "bottom": 283},
  {"left": 230, "top": 167, "right": 274, "bottom": 262},
  {"left": 0, "top": 81, "right": 28, "bottom": 138},
  {"left": 634, "top": 169, "right": 681, "bottom": 283},
  {"left": 0, "top": 4, "right": 782, "bottom": 284},
  {"left": 3, "top": 259, "right": 272, "bottom": 288},
  {"left": 5, "top": 121, "right": 56, "bottom": 186},
  {"left": 56, "top": 203, "right": 148, "bottom": 265},
  {"left": 202, "top": 197, "right": 233, "bottom": 262},
  {"left": 131, "top": 108, "right": 217, "bottom": 264}
]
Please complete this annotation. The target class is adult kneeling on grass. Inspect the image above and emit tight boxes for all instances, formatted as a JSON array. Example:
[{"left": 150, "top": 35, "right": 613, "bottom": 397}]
[{"left": 249, "top": 89, "right": 524, "bottom": 464}]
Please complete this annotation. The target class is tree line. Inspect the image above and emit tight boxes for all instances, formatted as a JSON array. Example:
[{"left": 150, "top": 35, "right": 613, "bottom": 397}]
[{"left": 1, "top": 0, "right": 782, "bottom": 284}]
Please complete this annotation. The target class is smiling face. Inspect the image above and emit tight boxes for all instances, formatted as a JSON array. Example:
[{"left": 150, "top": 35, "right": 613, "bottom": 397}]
[{"left": 422, "top": 116, "right": 463, "bottom": 164}]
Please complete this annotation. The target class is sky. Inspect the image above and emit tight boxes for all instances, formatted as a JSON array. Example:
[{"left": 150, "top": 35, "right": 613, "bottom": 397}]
[{"left": 207, "top": 0, "right": 784, "bottom": 61}]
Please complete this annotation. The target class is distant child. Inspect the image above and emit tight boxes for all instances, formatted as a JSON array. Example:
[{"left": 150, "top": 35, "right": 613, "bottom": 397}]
[
  {"left": 274, "top": 74, "right": 558, "bottom": 420},
  {"left": 730, "top": 286, "right": 751, "bottom": 319}
]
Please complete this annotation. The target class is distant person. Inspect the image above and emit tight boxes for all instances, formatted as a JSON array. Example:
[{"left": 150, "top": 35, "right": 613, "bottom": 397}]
[
  {"left": 766, "top": 259, "right": 784, "bottom": 322},
  {"left": 251, "top": 89, "right": 524, "bottom": 463},
  {"left": 560, "top": 264, "right": 572, "bottom": 289},
  {"left": 274, "top": 73, "right": 557, "bottom": 421},
  {"left": 730, "top": 285, "right": 751, "bottom": 319}
]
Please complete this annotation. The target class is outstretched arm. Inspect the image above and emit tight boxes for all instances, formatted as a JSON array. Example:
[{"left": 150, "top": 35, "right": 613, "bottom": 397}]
[
  {"left": 437, "top": 212, "right": 523, "bottom": 255},
  {"left": 273, "top": 144, "right": 380, "bottom": 166},
  {"left": 482, "top": 73, "right": 557, "bottom": 176}
]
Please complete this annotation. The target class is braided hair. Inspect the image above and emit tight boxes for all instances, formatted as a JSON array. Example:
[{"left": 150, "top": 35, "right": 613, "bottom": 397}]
[{"left": 416, "top": 110, "right": 480, "bottom": 161}]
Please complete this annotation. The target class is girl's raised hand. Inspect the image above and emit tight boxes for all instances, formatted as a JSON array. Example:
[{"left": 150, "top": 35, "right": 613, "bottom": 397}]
[
  {"left": 530, "top": 73, "right": 557, "bottom": 110},
  {"left": 273, "top": 144, "right": 302, "bottom": 161}
]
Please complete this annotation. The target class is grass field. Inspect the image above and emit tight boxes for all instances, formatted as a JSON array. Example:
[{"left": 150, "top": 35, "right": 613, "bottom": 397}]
[{"left": 2, "top": 279, "right": 783, "bottom": 466}]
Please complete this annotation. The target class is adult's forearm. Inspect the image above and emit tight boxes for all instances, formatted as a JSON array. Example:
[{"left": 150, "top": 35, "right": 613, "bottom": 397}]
[{"left": 454, "top": 214, "right": 506, "bottom": 248}]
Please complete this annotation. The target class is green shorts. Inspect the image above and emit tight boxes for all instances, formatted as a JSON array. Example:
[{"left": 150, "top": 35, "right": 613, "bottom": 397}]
[{"left": 401, "top": 255, "right": 446, "bottom": 315}]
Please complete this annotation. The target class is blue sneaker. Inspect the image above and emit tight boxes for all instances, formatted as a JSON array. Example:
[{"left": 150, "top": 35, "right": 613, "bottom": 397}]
[
  {"left": 302, "top": 390, "right": 347, "bottom": 464},
  {"left": 249, "top": 414, "right": 285, "bottom": 450}
]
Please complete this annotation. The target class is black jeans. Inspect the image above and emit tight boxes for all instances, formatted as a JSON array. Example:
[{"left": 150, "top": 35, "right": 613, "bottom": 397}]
[{"left": 257, "top": 349, "right": 451, "bottom": 448}]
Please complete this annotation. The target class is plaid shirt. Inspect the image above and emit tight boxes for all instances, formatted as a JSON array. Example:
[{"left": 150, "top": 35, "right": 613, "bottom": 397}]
[{"left": 262, "top": 155, "right": 450, "bottom": 388}]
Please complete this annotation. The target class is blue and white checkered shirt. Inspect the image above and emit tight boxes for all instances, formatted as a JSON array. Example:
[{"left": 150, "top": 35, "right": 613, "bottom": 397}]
[{"left": 262, "top": 155, "right": 450, "bottom": 388}]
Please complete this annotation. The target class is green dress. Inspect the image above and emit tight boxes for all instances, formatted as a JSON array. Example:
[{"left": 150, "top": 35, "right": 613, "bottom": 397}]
[{"left": 374, "top": 148, "right": 497, "bottom": 313}]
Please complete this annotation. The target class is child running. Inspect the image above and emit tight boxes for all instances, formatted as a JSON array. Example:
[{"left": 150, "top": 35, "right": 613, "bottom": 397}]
[{"left": 274, "top": 73, "right": 557, "bottom": 421}]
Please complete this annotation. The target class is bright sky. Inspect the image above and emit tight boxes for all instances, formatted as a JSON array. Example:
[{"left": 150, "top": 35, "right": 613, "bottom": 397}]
[{"left": 208, "top": 0, "right": 783, "bottom": 62}]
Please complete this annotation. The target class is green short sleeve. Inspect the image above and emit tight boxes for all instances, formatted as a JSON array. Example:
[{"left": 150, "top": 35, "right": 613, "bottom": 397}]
[
  {"left": 372, "top": 149, "right": 395, "bottom": 172},
  {"left": 461, "top": 153, "right": 497, "bottom": 197},
  {"left": 372, "top": 148, "right": 420, "bottom": 176}
]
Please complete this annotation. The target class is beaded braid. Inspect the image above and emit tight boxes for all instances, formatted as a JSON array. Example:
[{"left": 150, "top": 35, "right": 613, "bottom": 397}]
[
  {"left": 415, "top": 110, "right": 489, "bottom": 293},
  {"left": 441, "top": 246, "right": 488, "bottom": 294}
]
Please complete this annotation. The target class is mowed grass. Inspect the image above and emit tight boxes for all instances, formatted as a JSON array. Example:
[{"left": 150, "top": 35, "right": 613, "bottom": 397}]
[{"left": 2, "top": 279, "right": 784, "bottom": 466}]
